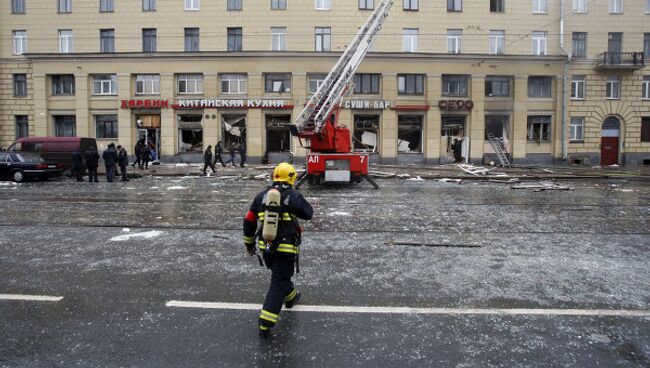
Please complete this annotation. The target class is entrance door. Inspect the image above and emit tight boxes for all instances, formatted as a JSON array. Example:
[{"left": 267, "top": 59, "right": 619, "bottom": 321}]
[
  {"left": 601, "top": 117, "right": 620, "bottom": 165},
  {"left": 441, "top": 115, "right": 468, "bottom": 163}
]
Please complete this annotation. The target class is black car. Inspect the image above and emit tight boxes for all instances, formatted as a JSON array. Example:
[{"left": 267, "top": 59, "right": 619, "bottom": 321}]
[{"left": 0, "top": 152, "right": 64, "bottom": 182}]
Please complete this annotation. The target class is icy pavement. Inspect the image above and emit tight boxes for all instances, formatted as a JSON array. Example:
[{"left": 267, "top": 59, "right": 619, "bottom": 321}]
[{"left": 0, "top": 176, "right": 649, "bottom": 367}]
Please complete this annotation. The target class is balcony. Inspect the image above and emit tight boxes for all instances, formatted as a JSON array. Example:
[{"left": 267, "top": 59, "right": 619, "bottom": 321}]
[{"left": 594, "top": 52, "right": 645, "bottom": 71}]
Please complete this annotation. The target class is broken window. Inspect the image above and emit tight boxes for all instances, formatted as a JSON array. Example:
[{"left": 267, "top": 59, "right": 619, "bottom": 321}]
[
  {"left": 222, "top": 114, "right": 247, "bottom": 148},
  {"left": 527, "top": 115, "right": 551, "bottom": 142},
  {"left": 266, "top": 114, "right": 291, "bottom": 152},
  {"left": 397, "top": 115, "right": 422, "bottom": 153},
  {"left": 441, "top": 116, "right": 467, "bottom": 163},
  {"left": 485, "top": 115, "right": 509, "bottom": 140},
  {"left": 353, "top": 115, "right": 379, "bottom": 152},
  {"left": 178, "top": 114, "right": 203, "bottom": 153}
]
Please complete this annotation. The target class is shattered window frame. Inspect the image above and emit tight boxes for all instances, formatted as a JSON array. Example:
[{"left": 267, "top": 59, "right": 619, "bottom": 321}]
[
  {"left": 265, "top": 114, "right": 292, "bottom": 152},
  {"left": 177, "top": 114, "right": 204, "bottom": 153},
  {"left": 353, "top": 114, "right": 380, "bottom": 152},
  {"left": 221, "top": 114, "right": 247, "bottom": 148},
  {"left": 527, "top": 115, "right": 552, "bottom": 142},
  {"left": 397, "top": 114, "right": 423, "bottom": 153}
]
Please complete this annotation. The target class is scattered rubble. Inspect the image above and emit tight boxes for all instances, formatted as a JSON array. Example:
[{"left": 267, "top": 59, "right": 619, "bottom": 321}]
[
  {"left": 385, "top": 240, "right": 482, "bottom": 248},
  {"left": 511, "top": 181, "right": 574, "bottom": 192},
  {"left": 406, "top": 176, "right": 425, "bottom": 181},
  {"left": 438, "top": 178, "right": 462, "bottom": 183},
  {"left": 457, "top": 164, "right": 491, "bottom": 176}
]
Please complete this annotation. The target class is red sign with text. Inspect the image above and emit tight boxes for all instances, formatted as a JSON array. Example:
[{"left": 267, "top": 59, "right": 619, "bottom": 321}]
[{"left": 121, "top": 99, "right": 170, "bottom": 109}]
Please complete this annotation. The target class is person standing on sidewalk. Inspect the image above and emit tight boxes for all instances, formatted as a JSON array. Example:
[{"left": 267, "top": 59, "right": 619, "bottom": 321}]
[
  {"left": 117, "top": 145, "right": 129, "bottom": 182},
  {"left": 84, "top": 146, "right": 100, "bottom": 183},
  {"left": 215, "top": 141, "right": 225, "bottom": 167},
  {"left": 102, "top": 143, "right": 118, "bottom": 182},
  {"left": 72, "top": 148, "right": 84, "bottom": 182},
  {"left": 224, "top": 142, "right": 237, "bottom": 167},
  {"left": 132, "top": 140, "right": 143, "bottom": 169},
  {"left": 202, "top": 145, "right": 217, "bottom": 176},
  {"left": 238, "top": 143, "right": 247, "bottom": 168}
]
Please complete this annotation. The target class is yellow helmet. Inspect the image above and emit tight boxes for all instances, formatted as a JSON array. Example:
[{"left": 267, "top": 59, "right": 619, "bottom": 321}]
[{"left": 272, "top": 162, "right": 297, "bottom": 186}]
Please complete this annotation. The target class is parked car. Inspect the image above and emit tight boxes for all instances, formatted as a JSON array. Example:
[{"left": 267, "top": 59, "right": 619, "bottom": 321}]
[
  {"left": 7, "top": 137, "right": 97, "bottom": 173},
  {"left": 0, "top": 152, "right": 64, "bottom": 182}
]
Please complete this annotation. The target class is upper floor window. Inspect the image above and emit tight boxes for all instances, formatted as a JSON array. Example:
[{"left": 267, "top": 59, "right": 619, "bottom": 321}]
[
  {"left": 528, "top": 76, "right": 552, "bottom": 97},
  {"left": 572, "top": 32, "right": 586, "bottom": 58},
  {"left": 442, "top": 75, "right": 468, "bottom": 97},
  {"left": 354, "top": 73, "right": 380, "bottom": 94},
  {"left": 403, "top": 0, "right": 418, "bottom": 10},
  {"left": 490, "top": 0, "right": 504, "bottom": 12},
  {"left": 489, "top": 30, "right": 505, "bottom": 54},
  {"left": 447, "top": 0, "right": 462, "bottom": 12},
  {"left": 135, "top": 74, "right": 160, "bottom": 95},
  {"left": 532, "top": 31, "right": 547, "bottom": 55},
  {"left": 315, "top": 27, "right": 331, "bottom": 52},
  {"left": 93, "top": 74, "right": 117, "bottom": 95},
  {"left": 13, "top": 30, "right": 27, "bottom": 55},
  {"left": 570, "top": 75, "right": 585, "bottom": 99},
  {"left": 315, "top": 0, "right": 330, "bottom": 10},
  {"left": 272, "top": 0, "right": 286, "bottom": 10},
  {"left": 308, "top": 74, "right": 327, "bottom": 94},
  {"left": 58, "top": 0, "right": 72, "bottom": 13},
  {"left": 397, "top": 74, "right": 424, "bottom": 95},
  {"left": 227, "top": 27, "right": 243, "bottom": 51},
  {"left": 13, "top": 74, "right": 27, "bottom": 97},
  {"left": 221, "top": 74, "right": 247, "bottom": 94},
  {"left": 609, "top": 0, "right": 623, "bottom": 13},
  {"left": 265, "top": 73, "right": 291, "bottom": 93},
  {"left": 185, "top": 28, "right": 200, "bottom": 52},
  {"left": 532, "top": 0, "right": 546, "bottom": 13},
  {"left": 59, "top": 30, "right": 73, "bottom": 53},
  {"left": 644, "top": 33, "right": 650, "bottom": 59},
  {"left": 606, "top": 75, "right": 620, "bottom": 99},
  {"left": 142, "top": 28, "right": 157, "bottom": 52},
  {"left": 485, "top": 76, "right": 511, "bottom": 97},
  {"left": 185, "top": 0, "right": 200, "bottom": 10},
  {"left": 644, "top": 76, "right": 650, "bottom": 100},
  {"left": 228, "top": 0, "right": 242, "bottom": 10},
  {"left": 15, "top": 116, "right": 29, "bottom": 139},
  {"left": 100, "top": 29, "right": 115, "bottom": 53},
  {"left": 143, "top": 0, "right": 156, "bottom": 11},
  {"left": 402, "top": 28, "right": 418, "bottom": 53},
  {"left": 646, "top": 0, "right": 650, "bottom": 13},
  {"left": 271, "top": 27, "right": 287, "bottom": 51},
  {"left": 572, "top": 0, "right": 587, "bottom": 12},
  {"left": 100, "top": 0, "right": 114, "bottom": 12},
  {"left": 447, "top": 29, "right": 462, "bottom": 54},
  {"left": 51, "top": 75, "right": 75, "bottom": 96},
  {"left": 177, "top": 74, "right": 204, "bottom": 94},
  {"left": 12, "top": 0, "right": 26, "bottom": 14},
  {"left": 359, "top": 0, "right": 373, "bottom": 9}
]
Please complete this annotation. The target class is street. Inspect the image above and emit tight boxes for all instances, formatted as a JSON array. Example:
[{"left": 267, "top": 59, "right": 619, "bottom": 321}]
[{"left": 1, "top": 175, "right": 649, "bottom": 367}]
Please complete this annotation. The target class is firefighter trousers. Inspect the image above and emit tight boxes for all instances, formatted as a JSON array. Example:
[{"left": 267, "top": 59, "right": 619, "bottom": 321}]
[{"left": 259, "top": 252, "right": 297, "bottom": 331}]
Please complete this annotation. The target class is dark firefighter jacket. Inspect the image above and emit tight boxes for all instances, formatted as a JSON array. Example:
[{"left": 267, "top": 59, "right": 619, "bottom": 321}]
[{"left": 243, "top": 184, "right": 313, "bottom": 254}]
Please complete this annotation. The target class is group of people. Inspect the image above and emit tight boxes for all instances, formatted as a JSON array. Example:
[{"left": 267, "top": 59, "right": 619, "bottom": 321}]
[
  {"left": 203, "top": 141, "right": 246, "bottom": 175},
  {"left": 131, "top": 139, "right": 154, "bottom": 170},
  {"left": 72, "top": 143, "right": 129, "bottom": 183}
]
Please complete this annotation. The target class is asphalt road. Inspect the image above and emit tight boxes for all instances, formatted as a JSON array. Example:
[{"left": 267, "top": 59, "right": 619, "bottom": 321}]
[{"left": 0, "top": 176, "right": 649, "bottom": 367}]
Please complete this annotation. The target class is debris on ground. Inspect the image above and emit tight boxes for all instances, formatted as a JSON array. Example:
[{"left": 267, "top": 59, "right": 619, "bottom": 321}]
[
  {"left": 406, "top": 176, "right": 425, "bottom": 181},
  {"left": 457, "top": 164, "right": 491, "bottom": 176},
  {"left": 253, "top": 174, "right": 270, "bottom": 180},
  {"left": 488, "top": 178, "right": 520, "bottom": 184},
  {"left": 438, "top": 178, "right": 462, "bottom": 183},
  {"left": 385, "top": 240, "right": 482, "bottom": 248},
  {"left": 397, "top": 174, "right": 410, "bottom": 179},
  {"left": 369, "top": 171, "right": 397, "bottom": 178},
  {"left": 511, "top": 181, "right": 574, "bottom": 191}
]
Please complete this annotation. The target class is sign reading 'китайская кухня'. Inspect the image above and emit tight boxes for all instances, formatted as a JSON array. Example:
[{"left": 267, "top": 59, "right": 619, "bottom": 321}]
[{"left": 173, "top": 99, "right": 292, "bottom": 109}]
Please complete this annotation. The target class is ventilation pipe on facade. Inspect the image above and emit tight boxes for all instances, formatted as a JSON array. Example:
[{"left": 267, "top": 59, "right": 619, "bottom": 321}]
[{"left": 560, "top": 0, "right": 571, "bottom": 160}]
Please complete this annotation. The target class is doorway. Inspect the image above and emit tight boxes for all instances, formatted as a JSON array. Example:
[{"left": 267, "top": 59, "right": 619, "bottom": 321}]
[
  {"left": 265, "top": 114, "right": 292, "bottom": 163},
  {"left": 441, "top": 115, "right": 468, "bottom": 163},
  {"left": 136, "top": 114, "right": 161, "bottom": 161},
  {"left": 601, "top": 117, "right": 620, "bottom": 165}
]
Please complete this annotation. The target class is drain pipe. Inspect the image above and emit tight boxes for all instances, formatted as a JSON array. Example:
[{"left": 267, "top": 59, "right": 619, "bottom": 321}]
[{"left": 559, "top": 0, "right": 571, "bottom": 161}]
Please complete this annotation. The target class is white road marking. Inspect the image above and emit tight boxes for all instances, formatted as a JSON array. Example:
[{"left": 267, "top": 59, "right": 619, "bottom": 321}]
[
  {"left": 165, "top": 301, "right": 650, "bottom": 317},
  {"left": 0, "top": 294, "right": 63, "bottom": 302}
]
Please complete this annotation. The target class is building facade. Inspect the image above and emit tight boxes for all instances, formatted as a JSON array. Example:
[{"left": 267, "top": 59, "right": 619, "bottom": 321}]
[{"left": 1, "top": 0, "right": 649, "bottom": 165}]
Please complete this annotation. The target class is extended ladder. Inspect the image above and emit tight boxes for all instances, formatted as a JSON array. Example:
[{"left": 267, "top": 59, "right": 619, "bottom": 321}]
[{"left": 487, "top": 133, "right": 511, "bottom": 167}]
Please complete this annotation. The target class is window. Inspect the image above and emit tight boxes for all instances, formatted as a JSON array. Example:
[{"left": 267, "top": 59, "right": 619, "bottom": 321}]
[
  {"left": 573, "top": 0, "right": 587, "bottom": 12},
  {"left": 609, "top": 0, "right": 623, "bottom": 13},
  {"left": 265, "top": 73, "right": 291, "bottom": 93},
  {"left": 532, "top": 0, "right": 546, "bottom": 13},
  {"left": 100, "top": 0, "right": 114, "bottom": 12},
  {"left": 142, "top": 28, "right": 156, "bottom": 52},
  {"left": 93, "top": 74, "right": 117, "bottom": 95},
  {"left": 272, "top": 0, "right": 286, "bottom": 10},
  {"left": 221, "top": 74, "right": 247, "bottom": 94},
  {"left": 308, "top": 74, "right": 327, "bottom": 94},
  {"left": 643, "top": 76, "right": 650, "bottom": 100},
  {"left": 642, "top": 118, "right": 650, "bottom": 142},
  {"left": 178, "top": 74, "right": 203, "bottom": 94},
  {"left": 13, "top": 31, "right": 27, "bottom": 55},
  {"left": 315, "top": 0, "right": 330, "bottom": 10},
  {"left": 354, "top": 74, "right": 380, "bottom": 94},
  {"left": 646, "top": 0, "right": 650, "bottom": 13},
  {"left": 532, "top": 31, "right": 547, "bottom": 55},
  {"left": 185, "top": 28, "right": 199, "bottom": 52},
  {"left": 136, "top": 74, "right": 160, "bottom": 94},
  {"left": 447, "top": 29, "right": 462, "bottom": 54},
  {"left": 58, "top": 0, "right": 72, "bottom": 13},
  {"left": 527, "top": 116, "right": 551, "bottom": 142},
  {"left": 572, "top": 32, "right": 586, "bottom": 58},
  {"left": 315, "top": 27, "right": 331, "bottom": 52},
  {"left": 13, "top": 74, "right": 27, "bottom": 97},
  {"left": 442, "top": 75, "right": 468, "bottom": 97},
  {"left": 397, "top": 74, "right": 424, "bottom": 95},
  {"left": 143, "top": 0, "right": 156, "bottom": 11},
  {"left": 354, "top": 115, "right": 379, "bottom": 152},
  {"left": 100, "top": 29, "right": 115, "bottom": 53},
  {"left": 228, "top": 0, "right": 242, "bottom": 10},
  {"left": 359, "top": 0, "right": 373, "bottom": 9},
  {"left": 227, "top": 28, "right": 243, "bottom": 51},
  {"left": 185, "top": 0, "right": 199, "bottom": 10},
  {"left": 485, "top": 76, "right": 510, "bottom": 97},
  {"left": 95, "top": 115, "right": 118, "bottom": 139},
  {"left": 51, "top": 75, "right": 75, "bottom": 95},
  {"left": 59, "top": 30, "right": 73, "bottom": 53},
  {"left": 54, "top": 116, "right": 76, "bottom": 137},
  {"left": 490, "top": 0, "right": 504, "bottom": 12},
  {"left": 12, "top": 0, "right": 25, "bottom": 14},
  {"left": 571, "top": 75, "right": 585, "bottom": 99},
  {"left": 570, "top": 117, "right": 584, "bottom": 142},
  {"left": 266, "top": 115, "right": 291, "bottom": 152},
  {"left": 403, "top": 0, "right": 418, "bottom": 10},
  {"left": 489, "top": 30, "right": 505, "bottom": 54},
  {"left": 397, "top": 115, "right": 423, "bottom": 153},
  {"left": 403, "top": 29, "right": 418, "bottom": 52},
  {"left": 271, "top": 27, "right": 287, "bottom": 51},
  {"left": 528, "top": 76, "right": 552, "bottom": 97},
  {"left": 15, "top": 116, "right": 28, "bottom": 139},
  {"left": 447, "top": 0, "right": 462, "bottom": 12},
  {"left": 606, "top": 75, "right": 620, "bottom": 99},
  {"left": 644, "top": 33, "right": 650, "bottom": 59}
]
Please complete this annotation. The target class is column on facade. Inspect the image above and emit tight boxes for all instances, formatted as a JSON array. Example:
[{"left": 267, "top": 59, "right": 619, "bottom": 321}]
[
  {"left": 554, "top": 74, "right": 565, "bottom": 159},
  {"left": 469, "top": 75, "right": 486, "bottom": 162},
  {"left": 32, "top": 74, "right": 47, "bottom": 136},
  {"left": 160, "top": 73, "right": 175, "bottom": 157},
  {"left": 117, "top": 73, "right": 132, "bottom": 152},
  {"left": 511, "top": 75, "right": 529, "bottom": 161},
  {"left": 203, "top": 73, "right": 219, "bottom": 146},
  {"left": 74, "top": 74, "right": 89, "bottom": 138},
  {"left": 247, "top": 73, "right": 264, "bottom": 160},
  {"left": 292, "top": 72, "right": 308, "bottom": 159},
  {"left": 381, "top": 73, "right": 397, "bottom": 163},
  {"left": 425, "top": 73, "right": 441, "bottom": 164}
]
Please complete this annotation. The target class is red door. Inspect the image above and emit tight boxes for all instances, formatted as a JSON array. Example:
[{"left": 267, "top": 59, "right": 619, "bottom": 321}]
[{"left": 601, "top": 137, "right": 619, "bottom": 165}]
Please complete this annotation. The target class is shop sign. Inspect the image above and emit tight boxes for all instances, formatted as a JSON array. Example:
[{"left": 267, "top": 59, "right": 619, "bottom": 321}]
[
  {"left": 173, "top": 98, "right": 292, "bottom": 109},
  {"left": 343, "top": 100, "right": 390, "bottom": 110},
  {"left": 121, "top": 99, "right": 170, "bottom": 109},
  {"left": 438, "top": 99, "right": 474, "bottom": 111}
]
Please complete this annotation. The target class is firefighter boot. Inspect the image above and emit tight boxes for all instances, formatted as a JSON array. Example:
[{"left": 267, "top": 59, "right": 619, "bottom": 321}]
[
  {"left": 285, "top": 290, "right": 301, "bottom": 309},
  {"left": 259, "top": 326, "right": 271, "bottom": 339}
]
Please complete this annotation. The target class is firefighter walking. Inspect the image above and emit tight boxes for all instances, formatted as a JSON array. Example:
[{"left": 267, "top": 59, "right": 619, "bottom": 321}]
[{"left": 243, "top": 162, "right": 313, "bottom": 338}]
